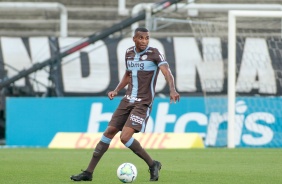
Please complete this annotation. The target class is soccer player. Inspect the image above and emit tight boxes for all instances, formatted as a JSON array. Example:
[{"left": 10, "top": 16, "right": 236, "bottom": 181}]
[{"left": 70, "top": 27, "right": 180, "bottom": 182}]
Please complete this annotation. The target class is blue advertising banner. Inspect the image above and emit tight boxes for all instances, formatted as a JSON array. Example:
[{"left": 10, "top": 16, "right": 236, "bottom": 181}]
[{"left": 6, "top": 97, "right": 282, "bottom": 147}]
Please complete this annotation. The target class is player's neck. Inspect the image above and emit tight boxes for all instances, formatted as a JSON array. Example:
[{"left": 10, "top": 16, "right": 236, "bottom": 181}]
[{"left": 134, "top": 46, "right": 148, "bottom": 54}]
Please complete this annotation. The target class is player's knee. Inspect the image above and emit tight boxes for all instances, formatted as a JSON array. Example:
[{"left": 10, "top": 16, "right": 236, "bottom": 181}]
[
  {"left": 120, "top": 128, "right": 135, "bottom": 145},
  {"left": 104, "top": 126, "right": 119, "bottom": 138},
  {"left": 120, "top": 135, "right": 128, "bottom": 145},
  {"left": 121, "top": 136, "right": 135, "bottom": 148}
]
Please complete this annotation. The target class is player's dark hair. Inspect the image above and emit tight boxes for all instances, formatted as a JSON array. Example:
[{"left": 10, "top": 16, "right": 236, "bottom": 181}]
[{"left": 134, "top": 27, "right": 149, "bottom": 35}]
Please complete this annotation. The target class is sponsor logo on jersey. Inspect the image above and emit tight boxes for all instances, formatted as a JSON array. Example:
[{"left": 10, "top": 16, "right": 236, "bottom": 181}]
[
  {"left": 124, "top": 95, "right": 142, "bottom": 102},
  {"left": 130, "top": 114, "right": 144, "bottom": 125},
  {"left": 127, "top": 61, "right": 144, "bottom": 70}
]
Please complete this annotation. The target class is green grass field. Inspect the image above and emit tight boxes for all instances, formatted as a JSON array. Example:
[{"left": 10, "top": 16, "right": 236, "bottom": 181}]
[{"left": 0, "top": 148, "right": 281, "bottom": 184}]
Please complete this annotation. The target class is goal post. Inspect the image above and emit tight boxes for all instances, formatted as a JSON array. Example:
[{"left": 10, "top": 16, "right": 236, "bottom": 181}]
[{"left": 228, "top": 10, "right": 282, "bottom": 148}]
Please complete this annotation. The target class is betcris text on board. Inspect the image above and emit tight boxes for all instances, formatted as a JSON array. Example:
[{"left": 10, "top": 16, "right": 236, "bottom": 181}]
[{"left": 87, "top": 98, "right": 277, "bottom": 147}]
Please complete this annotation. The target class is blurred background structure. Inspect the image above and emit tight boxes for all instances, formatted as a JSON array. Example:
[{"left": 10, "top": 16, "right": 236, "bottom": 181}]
[
  {"left": 1, "top": 0, "right": 282, "bottom": 147},
  {"left": 0, "top": 0, "right": 280, "bottom": 37}
]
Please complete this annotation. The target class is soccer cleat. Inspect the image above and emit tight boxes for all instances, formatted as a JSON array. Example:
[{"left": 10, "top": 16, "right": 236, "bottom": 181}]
[
  {"left": 149, "top": 160, "right": 162, "bottom": 181},
  {"left": 70, "top": 170, "right": 93, "bottom": 181}
]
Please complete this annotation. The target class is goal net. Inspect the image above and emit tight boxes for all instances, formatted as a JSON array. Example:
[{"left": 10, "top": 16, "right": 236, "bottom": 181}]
[{"left": 189, "top": 10, "right": 282, "bottom": 148}]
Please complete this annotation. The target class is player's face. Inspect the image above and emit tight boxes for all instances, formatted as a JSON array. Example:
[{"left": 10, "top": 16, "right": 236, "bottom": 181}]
[{"left": 133, "top": 31, "right": 149, "bottom": 52}]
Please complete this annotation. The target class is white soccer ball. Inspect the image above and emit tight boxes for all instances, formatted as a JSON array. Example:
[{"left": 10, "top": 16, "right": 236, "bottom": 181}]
[{"left": 117, "top": 163, "right": 138, "bottom": 183}]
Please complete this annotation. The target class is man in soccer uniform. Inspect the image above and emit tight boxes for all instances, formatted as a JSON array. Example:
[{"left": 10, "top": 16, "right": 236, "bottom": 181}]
[{"left": 71, "top": 27, "right": 180, "bottom": 182}]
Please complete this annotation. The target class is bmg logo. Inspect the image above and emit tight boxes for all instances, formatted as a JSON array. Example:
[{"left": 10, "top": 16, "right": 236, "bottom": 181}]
[{"left": 127, "top": 61, "right": 144, "bottom": 70}]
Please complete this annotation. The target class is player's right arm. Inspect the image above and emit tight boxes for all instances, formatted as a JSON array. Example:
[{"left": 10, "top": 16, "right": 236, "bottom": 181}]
[{"left": 108, "top": 70, "right": 131, "bottom": 100}]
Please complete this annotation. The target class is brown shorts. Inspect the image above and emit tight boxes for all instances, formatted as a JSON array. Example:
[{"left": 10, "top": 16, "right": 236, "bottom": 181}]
[{"left": 109, "top": 100, "right": 151, "bottom": 133}]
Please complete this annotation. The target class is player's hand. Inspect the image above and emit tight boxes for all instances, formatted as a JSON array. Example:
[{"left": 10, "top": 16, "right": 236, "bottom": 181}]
[
  {"left": 170, "top": 90, "right": 180, "bottom": 103},
  {"left": 108, "top": 91, "right": 118, "bottom": 100}
]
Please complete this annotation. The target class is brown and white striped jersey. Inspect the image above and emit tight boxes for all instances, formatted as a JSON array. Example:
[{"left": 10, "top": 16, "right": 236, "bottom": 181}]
[{"left": 122, "top": 46, "right": 168, "bottom": 106}]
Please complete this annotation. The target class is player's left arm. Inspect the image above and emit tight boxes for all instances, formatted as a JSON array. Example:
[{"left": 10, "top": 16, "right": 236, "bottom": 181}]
[{"left": 159, "top": 64, "right": 180, "bottom": 103}]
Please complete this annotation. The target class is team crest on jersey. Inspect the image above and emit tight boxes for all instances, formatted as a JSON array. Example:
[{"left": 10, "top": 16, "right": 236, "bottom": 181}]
[{"left": 141, "top": 55, "right": 148, "bottom": 60}]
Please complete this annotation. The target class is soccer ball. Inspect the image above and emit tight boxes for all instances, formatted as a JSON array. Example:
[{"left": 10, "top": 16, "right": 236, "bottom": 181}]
[{"left": 117, "top": 163, "right": 138, "bottom": 183}]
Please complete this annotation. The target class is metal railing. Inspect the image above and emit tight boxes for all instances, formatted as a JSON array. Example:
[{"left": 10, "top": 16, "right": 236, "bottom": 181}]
[{"left": 131, "top": 2, "right": 282, "bottom": 35}]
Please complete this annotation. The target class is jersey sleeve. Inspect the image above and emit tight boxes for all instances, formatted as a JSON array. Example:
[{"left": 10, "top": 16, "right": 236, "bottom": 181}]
[{"left": 153, "top": 48, "right": 168, "bottom": 67}]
